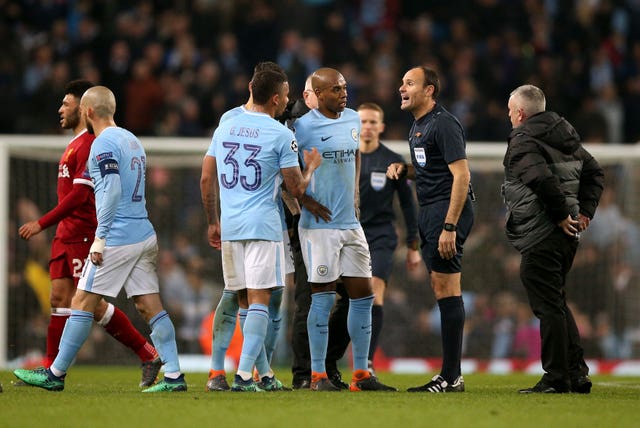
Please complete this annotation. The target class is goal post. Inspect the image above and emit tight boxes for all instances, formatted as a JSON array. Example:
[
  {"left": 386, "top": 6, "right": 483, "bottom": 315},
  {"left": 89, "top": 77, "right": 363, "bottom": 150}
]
[{"left": 1, "top": 135, "right": 639, "bottom": 369}]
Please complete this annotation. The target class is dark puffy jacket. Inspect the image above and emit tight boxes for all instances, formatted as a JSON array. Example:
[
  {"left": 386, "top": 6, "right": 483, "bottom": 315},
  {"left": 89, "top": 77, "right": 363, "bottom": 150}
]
[{"left": 502, "top": 111, "right": 604, "bottom": 252}]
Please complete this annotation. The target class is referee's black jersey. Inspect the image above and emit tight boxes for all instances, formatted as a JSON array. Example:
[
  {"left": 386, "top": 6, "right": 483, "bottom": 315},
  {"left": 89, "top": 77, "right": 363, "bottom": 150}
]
[
  {"left": 408, "top": 104, "right": 467, "bottom": 205},
  {"left": 359, "top": 143, "right": 418, "bottom": 245}
]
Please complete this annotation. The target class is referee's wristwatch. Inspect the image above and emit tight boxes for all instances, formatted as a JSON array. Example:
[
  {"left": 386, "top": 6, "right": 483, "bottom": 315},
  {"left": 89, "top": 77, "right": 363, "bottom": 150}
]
[{"left": 443, "top": 223, "right": 457, "bottom": 232}]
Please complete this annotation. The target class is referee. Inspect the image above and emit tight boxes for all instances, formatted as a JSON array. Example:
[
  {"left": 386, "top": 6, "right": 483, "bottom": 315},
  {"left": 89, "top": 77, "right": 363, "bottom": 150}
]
[{"left": 387, "top": 66, "right": 475, "bottom": 393}]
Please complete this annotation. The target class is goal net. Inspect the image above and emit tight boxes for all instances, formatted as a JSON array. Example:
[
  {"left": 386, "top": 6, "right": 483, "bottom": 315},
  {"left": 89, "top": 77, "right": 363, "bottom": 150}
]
[{"left": 1, "top": 136, "right": 639, "bottom": 370}]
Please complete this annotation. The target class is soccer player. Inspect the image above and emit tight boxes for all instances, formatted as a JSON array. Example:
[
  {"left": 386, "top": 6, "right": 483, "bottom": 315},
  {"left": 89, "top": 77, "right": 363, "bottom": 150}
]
[
  {"left": 295, "top": 67, "right": 396, "bottom": 392},
  {"left": 357, "top": 102, "right": 421, "bottom": 373},
  {"left": 285, "top": 75, "right": 350, "bottom": 390},
  {"left": 14, "top": 86, "right": 186, "bottom": 392},
  {"left": 17, "top": 80, "right": 161, "bottom": 387},
  {"left": 201, "top": 62, "right": 326, "bottom": 391},
  {"left": 203, "top": 68, "right": 321, "bottom": 391},
  {"left": 387, "top": 66, "right": 474, "bottom": 392}
]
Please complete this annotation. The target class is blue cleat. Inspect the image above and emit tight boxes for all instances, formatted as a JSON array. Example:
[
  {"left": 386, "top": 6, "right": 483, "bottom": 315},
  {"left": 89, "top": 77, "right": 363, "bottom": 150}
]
[
  {"left": 231, "top": 374, "right": 264, "bottom": 392},
  {"left": 13, "top": 367, "right": 65, "bottom": 391},
  {"left": 142, "top": 374, "right": 187, "bottom": 392}
]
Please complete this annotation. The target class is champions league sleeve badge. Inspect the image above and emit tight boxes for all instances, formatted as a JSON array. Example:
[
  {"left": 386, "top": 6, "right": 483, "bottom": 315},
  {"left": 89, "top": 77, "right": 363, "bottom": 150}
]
[{"left": 290, "top": 140, "right": 298, "bottom": 152}]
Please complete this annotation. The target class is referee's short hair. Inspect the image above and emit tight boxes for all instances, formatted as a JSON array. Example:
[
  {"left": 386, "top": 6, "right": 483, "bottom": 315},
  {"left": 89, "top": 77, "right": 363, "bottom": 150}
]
[
  {"left": 417, "top": 66, "right": 440, "bottom": 99},
  {"left": 251, "top": 69, "right": 288, "bottom": 105}
]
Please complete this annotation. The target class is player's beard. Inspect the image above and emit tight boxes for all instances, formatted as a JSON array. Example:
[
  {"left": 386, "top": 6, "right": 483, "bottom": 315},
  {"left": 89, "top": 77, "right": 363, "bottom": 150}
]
[{"left": 63, "top": 109, "right": 80, "bottom": 130}]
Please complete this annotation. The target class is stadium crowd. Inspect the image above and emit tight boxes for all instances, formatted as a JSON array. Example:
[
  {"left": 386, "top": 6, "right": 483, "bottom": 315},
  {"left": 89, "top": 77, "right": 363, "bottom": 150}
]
[
  {"left": 3, "top": 0, "right": 640, "bottom": 143},
  {"left": 5, "top": 0, "right": 640, "bottom": 367}
]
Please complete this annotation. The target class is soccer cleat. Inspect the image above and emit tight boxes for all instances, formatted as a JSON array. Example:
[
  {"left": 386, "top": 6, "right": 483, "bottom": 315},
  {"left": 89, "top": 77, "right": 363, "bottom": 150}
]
[
  {"left": 519, "top": 379, "right": 569, "bottom": 394},
  {"left": 310, "top": 372, "right": 341, "bottom": 391},
  {"left": 259, "top": 375, "right": 291, "bottom": 391},
  {"left": 328, "top": 371, "right": 349, "bottom": 390},
  {"left": 139, "top": 357, "right": 163, "bottom": 387},
  {"left": 142, "top": 374, "right": 187, "bottom": 392},
  {"left": 349, "top": 370, "right": 397, "bottom": 392},
  {"left": 231, "top": 374, "right": 264, "bottom": 392},
  {"left": 291, "top": 376, "right": 311, "bottom": 390},
  {"left": 13, "top": 368, "right": 65, "bottom": 391},
  {"left": 570, "top": 375, "right": 592, "bottom": 394},
  {"left": 407, "top": 374, "right": 465, "bottom": 393},
  {"left": 206, "top": 372, "right": 230, "bottom": 391}
]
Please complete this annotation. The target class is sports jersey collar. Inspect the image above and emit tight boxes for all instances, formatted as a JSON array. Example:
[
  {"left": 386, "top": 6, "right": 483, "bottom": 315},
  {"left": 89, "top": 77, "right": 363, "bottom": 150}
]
[
  {"left": 415, "top": 103, "right": 440, "bottom": 125},
  {"left": 68, "top": 128, "right": 89, "bottom": 145}
]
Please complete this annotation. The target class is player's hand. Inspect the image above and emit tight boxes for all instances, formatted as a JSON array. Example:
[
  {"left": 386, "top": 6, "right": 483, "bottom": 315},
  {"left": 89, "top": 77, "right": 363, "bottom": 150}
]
[
  {"left": 208, "top": 223, "right": 222, "bottom": 250},
  {"left": 406, "top": 248, "right": 422, "bottom": 270},
  {"left": 89, "top": 237, "right": 106, "bottom": 266},
  {"left": 576, "top": 213, "right": 590, "bottom": 232},
  {"left": 558, "top": 215, "right": 580, "bottom": 237},
  {"left": 438, "top": 230, "right": 457, "bottom": 260},
  {"left": 18, "top": 221, "right": 42, "bottom": 240},
  {"left": 300, "top": 195, "right": 332, "bottom": 223},
  {"left": 303, "top": 148, "right": 322, "bottom": 172},
  {"left": 386, "top": 162, "right": 405, "bottom": 180}
]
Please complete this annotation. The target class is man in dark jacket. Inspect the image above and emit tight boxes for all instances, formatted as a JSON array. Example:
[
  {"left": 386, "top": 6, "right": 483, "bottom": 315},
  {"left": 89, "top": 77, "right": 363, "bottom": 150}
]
[{"left": 503, "top": 84, "right": 604, "bottom": 394}]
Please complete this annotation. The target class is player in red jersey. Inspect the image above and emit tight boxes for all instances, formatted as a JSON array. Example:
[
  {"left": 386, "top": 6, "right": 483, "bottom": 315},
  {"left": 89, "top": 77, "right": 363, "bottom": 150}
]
[{"left": 18, "top": 80, "right": 162, "bottom": 387}]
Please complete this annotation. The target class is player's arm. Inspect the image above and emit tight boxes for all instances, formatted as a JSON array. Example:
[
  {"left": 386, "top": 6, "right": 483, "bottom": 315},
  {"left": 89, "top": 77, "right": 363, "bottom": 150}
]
[
  {"left": 19, "top": 183, "right": 93, "bottom": 240},
  {"left": 90, "top": 156, "right": 121, "bottom": 266},
  {"left": 438, "top": 158, "right": 470, "bottom": 260},
  {"left": 283, "top": 148, "right": 331, "bottom": 222},
  {"left": 282, "top": 147, "right": 321, "bottom": 198},
  {"left": 200, "top": 155, "right": 221, "bottom": 250},
  {"left": 395, "top": 171, "right": 421, "bottom": 269},
  {"left": 281, "top": 188, "right": 301, "bottom": 216},
  {"left": 386, "top": 162, "right": 415, "bottom": 180},
  {"left": 354, "top": 149, "right": 361, "bottom": 219}
]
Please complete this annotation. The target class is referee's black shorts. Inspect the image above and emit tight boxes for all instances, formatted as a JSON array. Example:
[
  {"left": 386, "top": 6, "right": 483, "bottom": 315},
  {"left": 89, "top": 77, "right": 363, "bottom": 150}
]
[
  {"left": 419, "top": 197, "right": 474, "bottom": 274},
  {"left": 363, "top": 223, "right": 397, "bottom": 281}
]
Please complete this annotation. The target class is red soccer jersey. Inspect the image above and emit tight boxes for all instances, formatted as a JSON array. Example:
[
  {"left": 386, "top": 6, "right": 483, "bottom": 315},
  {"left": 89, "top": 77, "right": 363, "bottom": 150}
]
[{"left": 48, "top": 130, "right": 97, "bottom": 242}]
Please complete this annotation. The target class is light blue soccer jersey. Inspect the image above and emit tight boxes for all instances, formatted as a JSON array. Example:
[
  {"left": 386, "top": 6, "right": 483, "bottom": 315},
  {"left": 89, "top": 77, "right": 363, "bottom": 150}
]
[
  {"left": 207, "top": 110, "right": 299, "bottom": 241},
  {"left": 88, "top": 127, "right": 154, "bottom": 245},
  {"left": 295, "top": 108, "right": 361, "bottom": 230},
  {"left": 219, "top": 105, "right": 247, "bottom": 124},
  {"left": 213, "top": 104, "right": 288, "bottom": 233}
]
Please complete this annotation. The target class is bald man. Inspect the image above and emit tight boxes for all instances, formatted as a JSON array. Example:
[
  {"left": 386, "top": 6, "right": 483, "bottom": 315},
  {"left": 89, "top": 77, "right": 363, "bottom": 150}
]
[
  {"left": 295, "top": 68, "right": 396, "bottom": 391},
  {"left": 14, "top": 86, "right": 186, "bottom": 393}
]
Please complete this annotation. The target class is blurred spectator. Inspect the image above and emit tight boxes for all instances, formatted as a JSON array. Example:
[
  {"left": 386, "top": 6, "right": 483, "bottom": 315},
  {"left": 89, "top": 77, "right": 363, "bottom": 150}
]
[{"left": 124, "top": 58, "right": 163, "bottom": 135}]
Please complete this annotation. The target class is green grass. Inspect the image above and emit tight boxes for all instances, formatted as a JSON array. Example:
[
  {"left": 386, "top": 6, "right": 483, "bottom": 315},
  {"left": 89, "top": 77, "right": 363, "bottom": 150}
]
[{"left": 1, "top": 367, "right": 638, "bottom": 428}]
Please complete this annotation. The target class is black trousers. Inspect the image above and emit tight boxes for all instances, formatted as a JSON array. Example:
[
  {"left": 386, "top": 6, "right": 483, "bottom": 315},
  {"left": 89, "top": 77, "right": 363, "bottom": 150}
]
[
  {"left": 520, "top": 228, "right": 589, "bottom": 387},
  {"left": 290, "top": 240, "right": 350, "bottom": 380}
]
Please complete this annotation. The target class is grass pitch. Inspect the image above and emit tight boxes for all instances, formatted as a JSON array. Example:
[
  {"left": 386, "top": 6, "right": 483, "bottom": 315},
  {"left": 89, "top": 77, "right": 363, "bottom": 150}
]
[{"left": 1, "top": 367, "right": 638, "bottom": 428}]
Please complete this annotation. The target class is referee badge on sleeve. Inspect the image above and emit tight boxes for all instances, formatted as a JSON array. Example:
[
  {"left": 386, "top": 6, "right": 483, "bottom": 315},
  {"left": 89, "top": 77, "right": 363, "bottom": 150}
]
[
  {"left": 370, "top": 171, "right": 386, "bottom": 191},
  {"left": 414, "top": 147, "right": 426, "bottom": 167}
]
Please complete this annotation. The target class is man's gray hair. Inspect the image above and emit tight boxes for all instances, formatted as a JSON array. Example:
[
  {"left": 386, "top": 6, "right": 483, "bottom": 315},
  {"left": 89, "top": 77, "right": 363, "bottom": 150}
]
[{"left": 510, "top": 84, "right": 546, "bottom": 116}]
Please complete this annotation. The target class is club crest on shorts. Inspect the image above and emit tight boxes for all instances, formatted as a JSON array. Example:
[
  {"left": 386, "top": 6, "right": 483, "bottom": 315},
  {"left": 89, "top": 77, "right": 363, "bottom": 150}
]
[
  {"left": 370, "top": 171, "right": 386, "bottom": 191},
  {"left": 414, "top": 147, "right": 426, "bottom": 167},
  {"left": 316, "top": 265, "right": 328, "bottom": 276}
]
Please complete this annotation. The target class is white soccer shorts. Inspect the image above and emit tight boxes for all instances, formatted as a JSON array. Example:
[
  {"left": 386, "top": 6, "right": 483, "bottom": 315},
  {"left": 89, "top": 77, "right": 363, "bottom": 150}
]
[
  {"left": 221, "top": 239, "right": 285, "bottom": 291},
  {"left": 298, "top": 226, "right": 372, "bottom": 284},
  {"left": 78, "top": 234, "right": 160, "bottom": 298}
]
